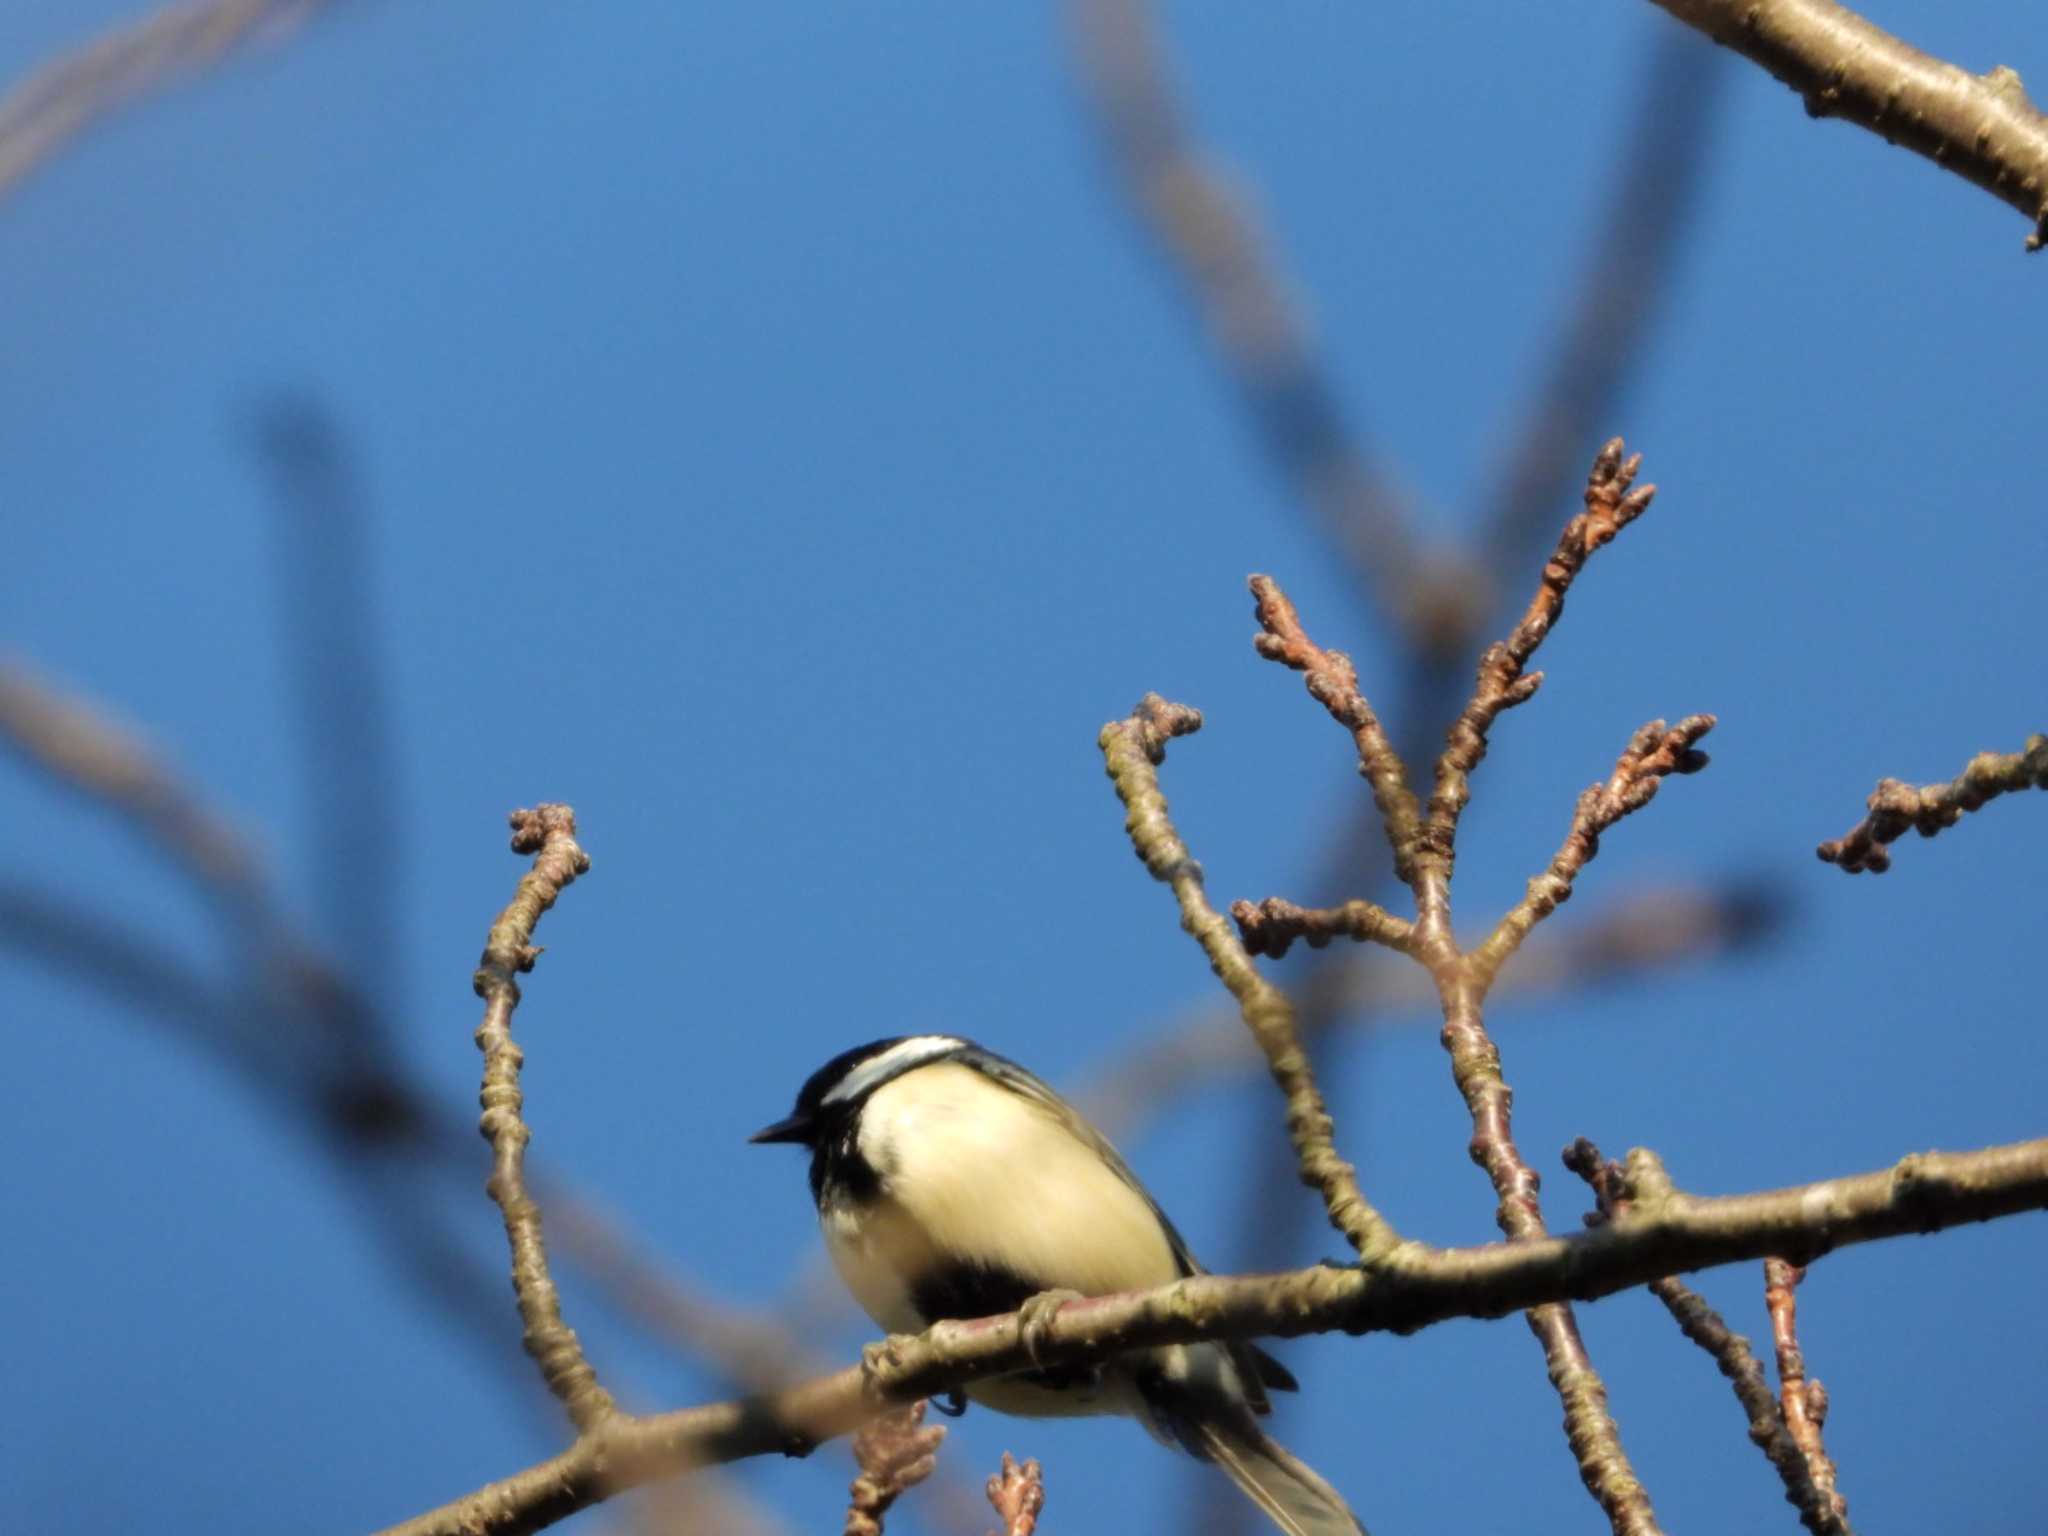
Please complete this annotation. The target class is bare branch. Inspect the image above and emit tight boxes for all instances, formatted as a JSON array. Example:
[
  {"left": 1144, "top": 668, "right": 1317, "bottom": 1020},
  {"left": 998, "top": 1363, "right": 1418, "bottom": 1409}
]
[
  {"left": 472, "top": 804, "right": 615, "bottom": 1432},
  {"left": 1567, "top": 1140, "right": 1850, "bottom": 1536},
  {"left": 1420, "top": 440, "right": 1659, "bottom": 932},
  {"left": 1645, "top": 0, "right": 2048, "bottom": 249},
  {"left": 0, "top": 0, "right": 331, "bottom": 206},
  {"left": 1471, "top": 715, "right": 1716, "bottom": 983},
  {"left": 844, "top": 1402, "right": 946, "bottom": 1536},
  {"left": 1063, "top": 0, "right": 1432, "bottom": 642},
  {"left": 1230, "top": 895, "right": 1415, "bottom": 961},
  {"left": 1816, "top": 734, "right": 2048, "bottom": 873},
  {"left": 375, "top": 1133, "right": 2048, "bottom": 1536},
  {"left": 1099, "top": 694, "right": 1401, "bottom": 1264},
  {"left": 1248, "top": 574, "right": 1425, "bottom": 884},
  {"left": 985, "top": 1453, "right": 1046, "bottom": 1536},
  {"left": 1766, "top": 1260, "right": 1853, "bottom": 1533}
]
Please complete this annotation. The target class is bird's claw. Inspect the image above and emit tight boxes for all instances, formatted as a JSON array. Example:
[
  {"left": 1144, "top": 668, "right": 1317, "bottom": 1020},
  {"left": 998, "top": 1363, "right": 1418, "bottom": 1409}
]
[
  {"left": 860, "top": 1333, "right": 919, "bottom": 1401},
  {"left": 1018, "top": 1288, "right": 1085, "bottom": 1370}
]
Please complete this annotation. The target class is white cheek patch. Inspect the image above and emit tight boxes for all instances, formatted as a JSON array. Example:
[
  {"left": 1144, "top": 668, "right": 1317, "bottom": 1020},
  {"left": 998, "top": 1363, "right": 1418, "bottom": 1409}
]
[{"left": 821, "top": 1035, "right": 965, "bottom": 1107}]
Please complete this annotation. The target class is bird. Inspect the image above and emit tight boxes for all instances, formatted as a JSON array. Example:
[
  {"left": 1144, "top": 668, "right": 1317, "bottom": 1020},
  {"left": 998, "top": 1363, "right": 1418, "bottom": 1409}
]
[{"left": 751, "top": 1033, "right": 1367, "bottom": 1535}]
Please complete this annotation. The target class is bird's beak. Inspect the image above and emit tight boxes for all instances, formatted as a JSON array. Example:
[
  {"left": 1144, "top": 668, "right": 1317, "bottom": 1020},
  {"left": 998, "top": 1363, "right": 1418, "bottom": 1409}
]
[{"left": 748, "top": 1113, "right": 813, "bottom": 1145}]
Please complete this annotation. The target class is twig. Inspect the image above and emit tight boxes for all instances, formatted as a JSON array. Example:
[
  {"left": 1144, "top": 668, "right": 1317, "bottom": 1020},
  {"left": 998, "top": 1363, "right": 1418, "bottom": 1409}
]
[
  {"left": 1765, "top": 1260, "right": 1853, "bottom": 1532},
  {"left": 374, "top": 1132, "right": 2048, "bottom": 1536},
  {"left": 1470, "top": 715, "right": 1716, "bottom": 984},
  {"left": 1230, "top": 896, "right": 1415, "bottom": 960},
  {"left": 1248, "top": 576, "right": 1425, "bottom": 882},
  {"left": 844, "top": 1401, "right": 946, "bottom": 1536},
  {"left": 1816, "top": 734, "right": 2048, "bottom": 873},
  {"left": 472, "top": 804, "right": 615, "bottom": 1432},
  {"left": 1099, "top": 695, "right": 1402, "bottom": 1264},
  {"left": 1420, "top": 439, "right": 1658, "bottom": 935},
  {"left": 1566, "top": 1141, "right": 1850, "bottom": 1536},
  {"left": 1645, "top": 0, "right": 2048, "bottom": 249},
  {"left": 0, "top": 0, "right": 330, "bottom": 206},
  {"left": 985, "top": 1453, "right": 1045, "bottom": 1536}
]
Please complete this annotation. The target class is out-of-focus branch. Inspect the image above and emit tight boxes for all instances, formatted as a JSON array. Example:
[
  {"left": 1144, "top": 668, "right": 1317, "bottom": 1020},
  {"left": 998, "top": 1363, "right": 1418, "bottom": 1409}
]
[
  {"left": 1099, "top": 695, "right": 1401, "bottom": 1265},
  {"left": 1063, "top": 0, "right": 1435, "bottom": 646},
  {"left": 1081, "top": 878, "right": 1781, "bottom": 1145},
  {"left": 985, "top": 1453, "right": 1045, "bottom": 1536},
  {"left": 1645, "top": 0, "right": 2048, "bottom": 249},
  {"left": 1765, "top": 1261, "right": 1853, "bottom": 1533},
  {"left": 1816, "top": 734, "right": 2048, "bottom": 873},
  {"left": 376, "top": 1132, "right": 2048, "bottom": 1536},
  {"left": 1567, "top": 1140, "right": 1850, "bottom": 1536},
  {"left": 0, "top": 0, "right": 330, "bottom": 205},
  {"left": 473, "top": 805, "right": 615, "bottom": 1433}
]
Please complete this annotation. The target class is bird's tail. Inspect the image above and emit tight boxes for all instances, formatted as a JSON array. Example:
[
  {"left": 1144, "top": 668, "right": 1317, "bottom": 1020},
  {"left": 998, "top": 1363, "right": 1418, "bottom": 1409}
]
[{"left": 1191, "top": 1416, "right": 1369, "bottom": 1536}]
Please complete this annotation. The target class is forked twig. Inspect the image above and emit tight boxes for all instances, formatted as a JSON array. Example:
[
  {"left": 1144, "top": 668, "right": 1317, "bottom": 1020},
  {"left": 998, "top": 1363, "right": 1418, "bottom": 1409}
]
[
  {"left": 844, "top": 1401, "right": 947, "bottom": 1536},
  {"left": 985, "top": 1452, "right": 1046, "bottom": 1536}
]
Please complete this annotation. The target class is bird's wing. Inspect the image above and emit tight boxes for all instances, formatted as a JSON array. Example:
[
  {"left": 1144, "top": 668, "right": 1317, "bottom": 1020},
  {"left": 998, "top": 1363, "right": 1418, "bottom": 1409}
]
[{"left": 965, "top": 1046, "right": 1299, "bottom": 1405}]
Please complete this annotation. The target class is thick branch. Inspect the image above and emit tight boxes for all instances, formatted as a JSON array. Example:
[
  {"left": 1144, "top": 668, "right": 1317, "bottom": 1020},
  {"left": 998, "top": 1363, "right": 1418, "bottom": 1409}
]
[
  {"left": 1100, "top": 694, "right": 1401, "bottom": 1264},
  {"left": 1816, "top": 734, "right": 2048, "bottom": 873},
  {"left": 377, "top": 1134, "right": 2048, "bottom": 1536},
  {"left": 1646, "top": 0, "right": 2048, "bottom": 249},
  {"left": 472, "top": 804, "right": 614, "bottom": 1432}
]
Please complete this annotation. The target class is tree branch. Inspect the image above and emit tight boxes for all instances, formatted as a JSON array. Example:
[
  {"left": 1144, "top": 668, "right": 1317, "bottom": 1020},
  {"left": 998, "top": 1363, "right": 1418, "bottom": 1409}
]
[
  {"left": 1816, "top": 733, "right": 2048, "bottom": 873},
  {"left": 472, "top": 804, "right": 615, "bottom": 1432},
  {"left": 1645, "top": 0, "right": 2048, "bottom": 249},
  {"left": 374, "top": 1133, "right": 2048, "bottom": 1536},
  {"left": 1765, "top": 1260, "right": 1852, "bottom": 1532},
  {"left": 1099, "top": 694, "right": 1402, "bottom": 1265}
]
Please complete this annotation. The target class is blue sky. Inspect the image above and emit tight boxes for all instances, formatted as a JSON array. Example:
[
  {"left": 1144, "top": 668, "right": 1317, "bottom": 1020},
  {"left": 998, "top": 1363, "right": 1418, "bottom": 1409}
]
[{"left": 3, "top": 3, "right": 2044, "bottom": 1533}]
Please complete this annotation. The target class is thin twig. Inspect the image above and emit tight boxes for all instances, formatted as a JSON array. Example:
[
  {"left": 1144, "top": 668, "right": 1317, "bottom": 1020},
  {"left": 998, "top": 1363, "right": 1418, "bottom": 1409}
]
[
  {"left": 985, "top": 1453, "right": 1046, "bottom": 1536},
  {"left": 472, "top": 804, "right": 615, "bottom": 1432},
  {"left": 1248, "top": 575, "right": 1425, "bottom": 883},
  {"left": 0, "top": 0, "right": 330, "bottom": 205},
  {"left": 844, "top": 1401, "right": 946, "bottom": 1536},
  {"left": 1766, "top": 1260, "right": 1853, "bottom": 1532},
  {"left": 1230, "top": 895, "right": 1415, "bottom": 960},
  {"left": 1816, "top": 734, "right": 2048, "bottom": 873},
  {"left": 1470, "top": 715, "right": 1716, "bottom": 984},
  {"left": 374, "top": 1132, "right": 2048, "bottom": 1536},
  {"left": 1419, "top": 439, "right": 1658, "bottom": 937},
  {"left": 1099, "top": 695, "right": 1402, "bottom": 1264},
  {"left": 1566, "top": 1140, "right": 1850, "bottom": 1536},
  {"left": 1645, "top": 0, "right": 2048, "bottom": 249}
]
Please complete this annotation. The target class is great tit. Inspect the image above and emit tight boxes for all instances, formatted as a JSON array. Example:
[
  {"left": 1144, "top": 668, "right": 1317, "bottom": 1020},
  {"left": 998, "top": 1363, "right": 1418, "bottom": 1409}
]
[{"left": 751, "top": 1034, "right": 1366, "bottom": 1536}]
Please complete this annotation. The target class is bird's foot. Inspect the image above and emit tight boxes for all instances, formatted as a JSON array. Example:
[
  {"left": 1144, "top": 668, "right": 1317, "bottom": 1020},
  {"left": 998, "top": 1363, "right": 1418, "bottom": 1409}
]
[
  {"left": 860, "top": 1333, "right": 921, "bottom": 1402},
  {"left": 1017, "top": 1288, "right": 1086, "bottom": 1370}
]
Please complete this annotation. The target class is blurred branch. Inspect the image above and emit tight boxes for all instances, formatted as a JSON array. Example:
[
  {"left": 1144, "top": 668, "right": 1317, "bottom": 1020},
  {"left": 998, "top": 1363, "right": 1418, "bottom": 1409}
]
[
  {"left": 472, "top": 804, "right": 616, "bottom": 1433},
  {"left": 1567, "top": 1140, "right": 1851, "bottom": 1536},
  {"left": 0, "top": 0, "right": 330, "bottom": 205},
  {"left": 1816, "top": 734, "right": 2048, "bottom": 874},
  {"left": 376, "top": 1132, "right": 2048, "bottom": 1536},
  {"left": 1477, "top": 29, "right": 1726, "bottom": 579},
  {"left": 1764, "top": 1260, "right": 1853, "bottom": 1533},
  {"left": 985, "top": 1454, "right": 1045, "bottom": 1536},
  {"left": 1063, "top": 0, "right": 1431, "bottom": 645},
  {"left": 1081, "top": 877, "right": 1781, "bottom": 1146},
  {"left": 844, "top": 1402, "right": 946, "bottom": 1536},
  {"left": 1645, "top": 0, "right": 2048, "bottom": 249}
]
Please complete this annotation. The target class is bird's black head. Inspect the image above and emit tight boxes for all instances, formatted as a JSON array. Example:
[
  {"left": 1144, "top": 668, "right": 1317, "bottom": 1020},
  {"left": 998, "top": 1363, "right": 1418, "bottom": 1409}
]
[{"left": 748, "top": 1034, "right": 973, "bottom": 1148}]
